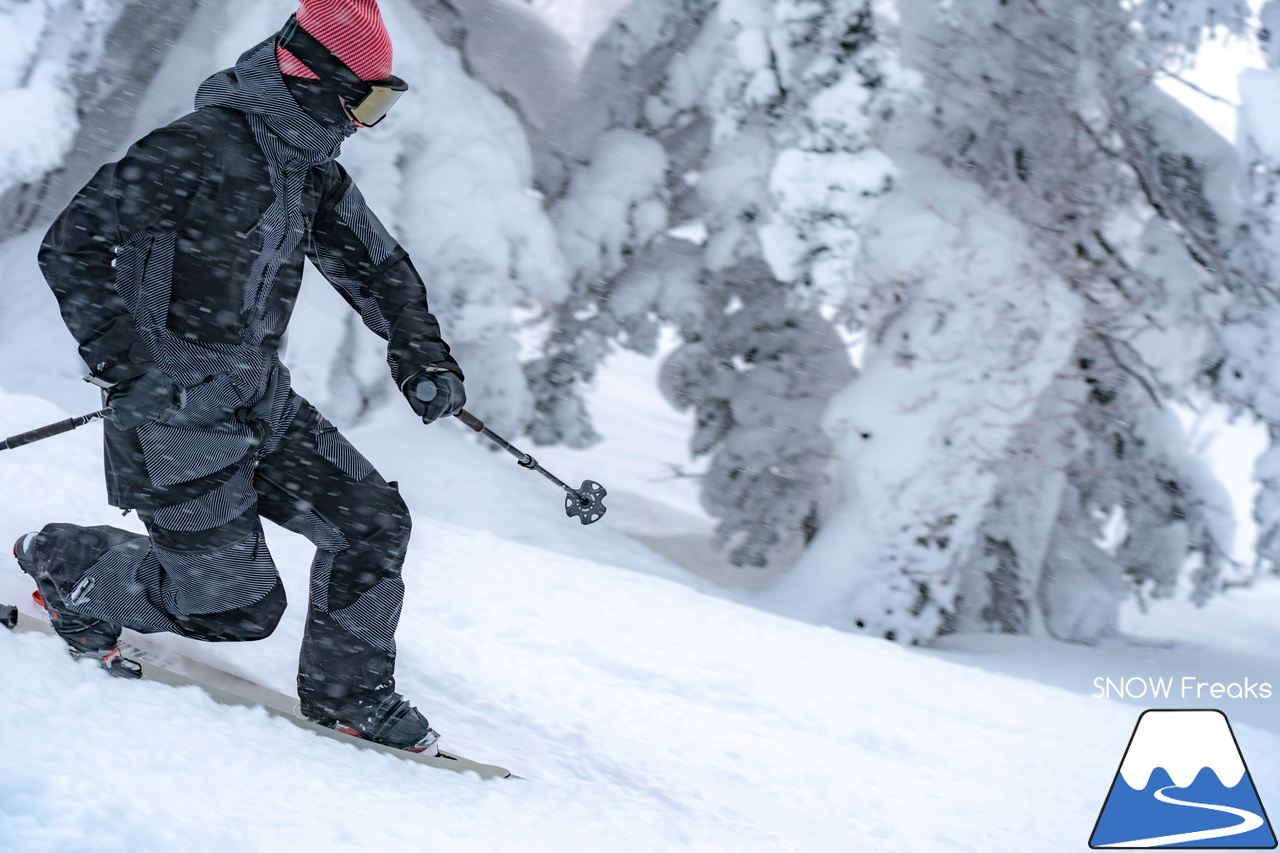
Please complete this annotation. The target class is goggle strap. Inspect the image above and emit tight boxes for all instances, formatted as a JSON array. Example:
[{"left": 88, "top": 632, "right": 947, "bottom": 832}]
[{"left": 277, "top": 15, "right": 367, "bottom": 102}]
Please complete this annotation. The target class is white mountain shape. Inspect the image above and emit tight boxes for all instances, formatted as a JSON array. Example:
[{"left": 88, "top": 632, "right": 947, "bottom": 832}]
[{"left": 1119, "top": 710, "right": 1247, "bottom": 790}]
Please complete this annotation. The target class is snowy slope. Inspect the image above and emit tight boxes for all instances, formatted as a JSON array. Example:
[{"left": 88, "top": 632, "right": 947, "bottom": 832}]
[{"left": 2, "top": 388, "right": 1279, "bottom": 852}]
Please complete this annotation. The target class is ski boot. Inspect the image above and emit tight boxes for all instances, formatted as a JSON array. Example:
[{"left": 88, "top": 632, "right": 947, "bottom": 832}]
[
  {"left": 304, "top": 693, "right": 441, "bottom": 755},
  {"left": 13, "top": 532, "right": 141, "bottom": 679}
]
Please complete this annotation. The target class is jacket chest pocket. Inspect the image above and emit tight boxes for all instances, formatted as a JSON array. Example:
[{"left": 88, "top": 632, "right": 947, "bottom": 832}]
[{"left": 165, "top": 212, "right": 267, "bottom": 344}]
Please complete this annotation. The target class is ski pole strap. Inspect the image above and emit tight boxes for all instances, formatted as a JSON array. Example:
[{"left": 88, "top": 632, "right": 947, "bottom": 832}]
[{"left": 0, "top": 409, "right": 110, "bottom": 452}]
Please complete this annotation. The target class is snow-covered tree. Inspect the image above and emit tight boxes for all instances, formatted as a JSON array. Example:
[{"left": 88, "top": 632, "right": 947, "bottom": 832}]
[
  {"left": 0, "top": 0, "right": 201, "bottom": 241},
  {"left": 402, "top": 0, "right": 576, "bottom": 131},
  {"left": 761, "top": 0, "right": 1255, "bottom": 643},
  {"left": 1216, "top": 0, "right": 1280, "bottom": 575},
  {"left": 532, "top": 0, "right": 906, "bottom": 567}
]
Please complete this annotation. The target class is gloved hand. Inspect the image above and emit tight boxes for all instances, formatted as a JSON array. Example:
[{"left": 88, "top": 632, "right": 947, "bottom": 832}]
[
  {"left": 105, "top": 367, "right": 186, "bottom": 430},
  {"left": 402, "top": 368, "right": 465, "bottom": 425}
]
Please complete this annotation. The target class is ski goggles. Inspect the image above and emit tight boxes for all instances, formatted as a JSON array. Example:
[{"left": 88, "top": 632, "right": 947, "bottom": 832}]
[
  {"left": 277, "top": 16, "right": 408, "bottom": 127},
  {"left": 344, "top": 77, "right": 408, "bottom": 127}
]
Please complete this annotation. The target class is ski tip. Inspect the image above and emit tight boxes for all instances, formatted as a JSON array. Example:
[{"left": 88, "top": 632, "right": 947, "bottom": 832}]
[{"left": 1, "top": 603, "right": 17, "bottom": 630}]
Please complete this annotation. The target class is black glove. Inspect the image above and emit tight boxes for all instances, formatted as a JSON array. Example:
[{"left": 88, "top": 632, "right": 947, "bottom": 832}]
[
  {"left": 105, "top": 367, "right": 185, "bottom": 430},
  {"left": 402, "top": 368, "right": 465, "bottom": 425}
]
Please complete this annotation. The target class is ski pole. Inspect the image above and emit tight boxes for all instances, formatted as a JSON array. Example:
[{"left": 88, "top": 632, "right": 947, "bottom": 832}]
[
  {"left": 3, "top": 405, "right": 610, "bottom": 524},
  {"left": 0, "top": 409, "right": 110, "bottom": 452},
  {"left": 453, "top": 408, "right": 607, "bottom": 525}
]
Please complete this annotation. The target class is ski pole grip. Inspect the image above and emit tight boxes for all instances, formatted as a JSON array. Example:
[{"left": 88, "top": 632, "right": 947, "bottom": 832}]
[
  {"left": 454, "top": 409, "right": 485, "bottom": 433},
  {"left": 4, "top": 417, "right": 86, "bottom": 451},
  {"left": 0, "top": 409, "right": 109, "bottom": 452}
]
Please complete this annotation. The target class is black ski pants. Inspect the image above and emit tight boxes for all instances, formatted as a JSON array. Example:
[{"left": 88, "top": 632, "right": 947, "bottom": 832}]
[{"left": 32, "top": 398, "right": 410, "bottom": 717}]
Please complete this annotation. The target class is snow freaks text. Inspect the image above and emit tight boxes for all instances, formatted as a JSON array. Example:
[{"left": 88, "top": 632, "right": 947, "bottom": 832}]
[{"left": 1093, "top": 677, "right": 1274, "bottom": 701}]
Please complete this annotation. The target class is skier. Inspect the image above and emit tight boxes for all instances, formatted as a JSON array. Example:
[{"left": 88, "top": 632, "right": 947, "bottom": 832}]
[{"left": 12, "top": 0, "right": 464, "bottom": 755}]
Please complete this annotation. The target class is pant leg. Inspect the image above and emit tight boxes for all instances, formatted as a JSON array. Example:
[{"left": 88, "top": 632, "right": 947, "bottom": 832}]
[
  {"left": 141, "top": 461, "right": 286, "bottom": 641},
  {"left": 31, "top": 461, "right": 286, "bottom": 642},
  {"left": 252, "top": 400, "right": 411, "bottom": 717}
]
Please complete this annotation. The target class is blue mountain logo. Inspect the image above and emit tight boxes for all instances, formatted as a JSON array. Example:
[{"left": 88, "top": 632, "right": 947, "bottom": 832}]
[{"left": 1091, "top": 709, "right": 1276, "bottom": 848}]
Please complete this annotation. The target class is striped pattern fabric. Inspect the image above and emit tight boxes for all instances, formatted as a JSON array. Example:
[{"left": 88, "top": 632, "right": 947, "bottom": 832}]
[
  {"left": 71, "top": 519, "right": 277, "bottom": 626},
  {"left": 196, "top": 38, "right": 350, "bottom": 343},
  {"left": 217, "top": 60, "right": 345, "bottom": 348},
  {"left": 240, "top": 363, "right": 300, "bottom": 459},
  {"left": 137, "top": 421, "right": 261, "bottom": 489},
  {"left": 309, "top": 236, "right": 393, "bottom": 338},
  {"left": 151, "top": 463, "right": 259, "bottom": 532},
  {"left": 282, "top": 509, "right": 349, "bottom": 613},
  {"left": 101, "top": 40, "right": 357, "bottom": 488},
  {"left": 276, "top": 0, "right": 394, "bottom": 82},
  {"left": 155, "top": 531, "right": 278, "bottom": 617},
  {"left": 335, "top": 182, "right": 398, "bottom": 266},
  {"left": 133, "top": 365, "right": 297, "bottom": 489},
  {"left": 38, "top": 396, "right": 410, "bottom": 715},
  {"left": 70, "top": 537, "right": 177, "bottom": 635},
  {"left": 332, "top": 576, "right": 403, "bottom": 652},
  {"left": 311, "top": 413, "right": 375, "bottom": 480}
]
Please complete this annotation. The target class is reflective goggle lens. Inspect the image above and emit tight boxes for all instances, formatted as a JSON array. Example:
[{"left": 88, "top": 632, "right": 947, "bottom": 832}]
[{"left": 349, "top": 77, "right": 408, "bottom": 127}]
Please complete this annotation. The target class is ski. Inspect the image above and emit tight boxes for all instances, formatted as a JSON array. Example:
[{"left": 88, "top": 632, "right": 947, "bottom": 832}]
[{"left": 1, "top": 603, "right": 516, "bottom": 780}]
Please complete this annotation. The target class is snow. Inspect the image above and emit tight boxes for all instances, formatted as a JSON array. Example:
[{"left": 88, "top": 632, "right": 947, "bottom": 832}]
[
  {"left": 755, "top": 138, "right": 1084, "bottom": 641},
  {"left": 1240, "top": 67, "right": 1280, "bottom": 153},
  {"left": 527, "top": 0, "right": 634, "bottom": 67},
  {"left": 1155, "top": 27, "right": 1263, "bottom": 142},
  {"left": 0, "top": 0, "right": 106, "bottom": 201},
  {"left": 3, "top": 355, "right": 1280, "bottom": 850},
  {"left": 554, "top": 128, "right": 671, "bottom": 285},
  {"left": 0, "top": 65, "right": 78, "bottom": 198},
  {"left": 760, "top": 147, "right": 895, "bottom": 292}
]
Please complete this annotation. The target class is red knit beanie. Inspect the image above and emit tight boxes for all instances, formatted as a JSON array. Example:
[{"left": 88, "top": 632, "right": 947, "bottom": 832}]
[{"left": 277, "top": 0, "right": 393, "bottom": 82}]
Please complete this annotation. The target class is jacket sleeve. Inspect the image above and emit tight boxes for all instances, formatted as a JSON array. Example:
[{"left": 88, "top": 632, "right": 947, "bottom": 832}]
[
  {"left": 306, "top": 163, "right": 462, "bottom": 386},
  {"left": 39, "top": 126, "right": 214, "bottom": 385}
]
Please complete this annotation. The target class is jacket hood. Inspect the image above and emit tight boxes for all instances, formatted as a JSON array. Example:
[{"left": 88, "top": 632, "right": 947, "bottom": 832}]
[{"left": 195, "top": 38, "right": 354, "bottom": 163}]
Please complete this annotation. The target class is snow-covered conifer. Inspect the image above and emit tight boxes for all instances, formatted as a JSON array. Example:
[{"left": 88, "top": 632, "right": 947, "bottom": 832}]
[
  {"left": 1210, "top": 0, "right": 1280, "bottom": 574},
  {"left": 761, "top": 0, "right": 1250, "bottom": 643},
  {"left": 532, "top": 0, "right": 900, "bottom": 566},
  {"left": 0, "top": 0, "right": 200, "bottom": 240}
]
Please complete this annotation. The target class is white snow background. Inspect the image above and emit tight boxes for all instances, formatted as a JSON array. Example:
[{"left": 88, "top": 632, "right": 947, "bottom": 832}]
[{"left": 1, "top": 2, "right": 1278, "bottom": 852}]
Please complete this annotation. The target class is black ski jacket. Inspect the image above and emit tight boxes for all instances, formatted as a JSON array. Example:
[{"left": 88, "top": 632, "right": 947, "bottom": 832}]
[{"left": 39, "top": 105, "right": 460, "bottom": 509}]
